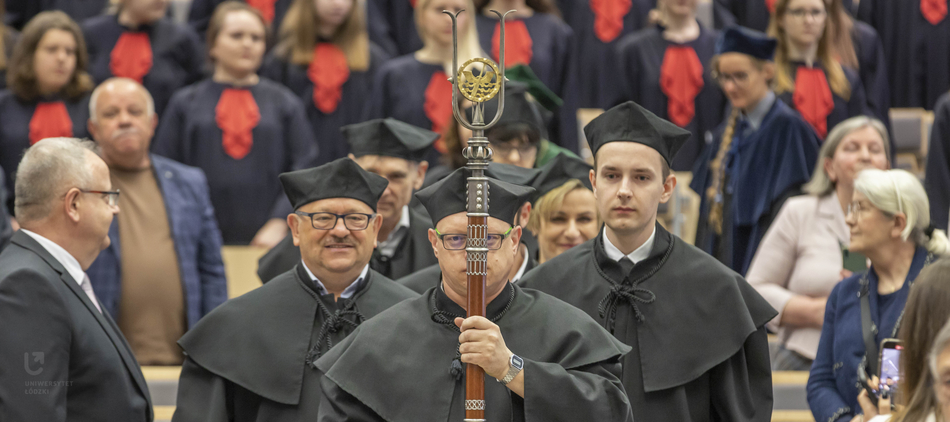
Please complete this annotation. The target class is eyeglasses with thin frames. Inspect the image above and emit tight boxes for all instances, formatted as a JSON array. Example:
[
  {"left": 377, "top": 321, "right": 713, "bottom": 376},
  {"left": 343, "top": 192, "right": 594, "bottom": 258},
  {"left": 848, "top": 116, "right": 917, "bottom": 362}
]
[
  {"left": 79, "top": 189, "right": 120, "bottom": 207},
  {"left": 435, "top": 227, "right": 514, "bottom": 250},
  {"left": 786, "top": 8, "right": 826, "bottom": 20},
  {"left": 295, "top": 211, "right": 376, "bottom": 230}
]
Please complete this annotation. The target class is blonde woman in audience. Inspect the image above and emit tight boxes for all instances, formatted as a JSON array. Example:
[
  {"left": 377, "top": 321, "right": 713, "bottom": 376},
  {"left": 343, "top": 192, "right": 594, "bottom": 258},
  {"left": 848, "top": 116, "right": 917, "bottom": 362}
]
[
  {"left": 808, "top": 169, "right": 950, "bottom": 422},
  {"left": 153, "top": 1, "right": 317, "bottom": 247},
  {"left": 525, "top": 153, "right": 598, "bottom": 264},
  {"left": 747, "top": 116, "right": 890, "bottom": 371}
]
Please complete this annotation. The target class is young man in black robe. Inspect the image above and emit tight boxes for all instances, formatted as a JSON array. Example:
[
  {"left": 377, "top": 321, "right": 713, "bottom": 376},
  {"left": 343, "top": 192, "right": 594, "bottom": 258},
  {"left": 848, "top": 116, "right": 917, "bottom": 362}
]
[
  {"left": 518, "top": 101, "right": 777, "bottom": 422},
  {"left": 315, "top": 168, "right": 634, "bottom": 422},
  {"left": 257, "top": 119, "right": 439, "bottom": 282},
  {"left": 172, "top": 158, "right": 418, "bottom": 422}
]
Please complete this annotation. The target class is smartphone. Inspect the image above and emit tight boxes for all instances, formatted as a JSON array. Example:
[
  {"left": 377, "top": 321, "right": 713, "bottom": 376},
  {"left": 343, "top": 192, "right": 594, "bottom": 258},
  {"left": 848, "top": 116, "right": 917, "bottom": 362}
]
[
  {"left": 842, "top": 244, "right": 868, "bottom": 273},
  {"left": 879, "top": 339, "right": 902, "bottom": 397}
]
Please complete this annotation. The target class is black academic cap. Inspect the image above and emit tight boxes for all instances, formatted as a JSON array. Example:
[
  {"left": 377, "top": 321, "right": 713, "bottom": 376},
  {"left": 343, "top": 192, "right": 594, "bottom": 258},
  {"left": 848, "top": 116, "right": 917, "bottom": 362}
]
[
  {"left": 533, "top": 153, "right": 593, "bottom": 197},
  {"left": 584, "top": 101, "right": 691, "bottom": 166},
  {"left": 279, "top": 158, "right": 389, "bottom": 211},
  {"left": 467, "top": 82, "right": 548, "bottom": 139},
  {"left": 415, "top": 167, "right": 537, "bottom": 226},
  {"left": 343, "top": 118, "right": 439, "bottom": 162},
  {"left": 486, "top": 162, "right": 542, "bottom": 203},
  {"left": 715, "top": 26, "right": 777, "bottom": 61}
]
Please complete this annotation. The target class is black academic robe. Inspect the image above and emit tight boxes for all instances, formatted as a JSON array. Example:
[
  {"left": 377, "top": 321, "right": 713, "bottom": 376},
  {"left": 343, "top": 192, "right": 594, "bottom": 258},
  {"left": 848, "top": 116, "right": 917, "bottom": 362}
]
[
  {"left": 173, "top": 264, "right": 418, "bottom": 422},
  {"left": 366, "top": 0, "right": 421, "bottom": 57},
  {"left": 5, "top": 0, "right": 109, "bottom": 30},
  {"left": 0, "top": 91, "right": 91, "bottom": 214},
  {"left": 152, "top": 78, "right": 318, "bottom": 244},
  {"left": 852, "top": 21, "right": 890, "bottom": 131},
  {"left": 615, "top": 23, "right": 725, "bottom": 171},
  {"left": 776, "top": 62, "right": 869, "bottom": 140},
  {"left": 926, "top": 92, "right": 950, "bottom": 231},
  {"left": 690, "top": 97, "right": 820, "bottom": 275},
  {"left": 187, "top": 0, "right": 294, "bottom": 40},
  {"left": 396, "top": 247, "right": 538, "bottom": 294},
  {"left": 858, "top": 0, "right": 950, "bottom": 109},
  {"left": 257, "top": 206, "right": 437, "bottom": 282},
  {"left": 315, "top": 283, "right": 635, "bottom": 422},
  {"left": 713, "top": 0, "right": 854, "bottom": 31},
  {"left": 556, "top": 0, "right": 655, "bottom": 108},
  {"left": 474, "top": 13, "right": 580, "bottom": 152},
  {"left": 82, "top": 15, "right": 205, "bottom": 117},
  {"left": 518, "top": 224, "right": 777, "bottom": 422},
  {"left": 260, "top": 43, "right": 390, "bottom": 165}
]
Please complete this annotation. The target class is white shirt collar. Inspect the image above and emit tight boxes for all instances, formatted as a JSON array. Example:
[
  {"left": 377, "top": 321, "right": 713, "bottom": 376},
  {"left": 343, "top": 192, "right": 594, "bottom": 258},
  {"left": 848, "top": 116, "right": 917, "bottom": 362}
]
[
  {"left": 602, "top": 225, "right": 657, "bottom": 264},
  {"left": 376, "top": 206, "right": 412, "bottom": 257},
  {"left": 301, "top": 261, "right": 370, "bottom": 299},
  {"left": 21, "top": 229, "right": 86, "bottom": 287},
  {"left": 511, "top": 244, "right": 530, "bottom": 282},
  {"left": 741, "top": 90, "right": 776, "bottom": 131}
]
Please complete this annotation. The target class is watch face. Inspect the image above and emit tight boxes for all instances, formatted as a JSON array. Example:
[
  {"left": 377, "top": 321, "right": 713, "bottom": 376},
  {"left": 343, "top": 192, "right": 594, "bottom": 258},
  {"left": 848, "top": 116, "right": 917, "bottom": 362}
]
[{"left": 511, "top": 354, "right": 524, "bottom": 370}]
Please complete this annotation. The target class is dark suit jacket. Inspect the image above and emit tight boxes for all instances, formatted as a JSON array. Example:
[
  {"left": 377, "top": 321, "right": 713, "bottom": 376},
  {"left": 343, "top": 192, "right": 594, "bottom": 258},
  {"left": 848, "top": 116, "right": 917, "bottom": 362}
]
[
  {"left": 87, "top": 155, "right": 228, "bottom": 329},
  {"left": 0, "top": 231, "right": 153, "bottom": 421}
]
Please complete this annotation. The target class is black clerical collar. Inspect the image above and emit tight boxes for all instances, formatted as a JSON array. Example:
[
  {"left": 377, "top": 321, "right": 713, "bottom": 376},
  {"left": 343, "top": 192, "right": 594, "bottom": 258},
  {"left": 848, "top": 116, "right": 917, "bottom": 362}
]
[{"left": 434, "top": 280, "right": 514, "bottom": 321}]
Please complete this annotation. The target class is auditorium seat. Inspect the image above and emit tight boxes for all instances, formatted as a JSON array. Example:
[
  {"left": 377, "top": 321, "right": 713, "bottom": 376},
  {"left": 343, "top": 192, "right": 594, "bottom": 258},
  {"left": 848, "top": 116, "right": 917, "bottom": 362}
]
[
  {"left": 890, "top": 108, "right": 934, "bottom": 176},
  {"left": 221, "top": 245, "right": 269, "bottom": 298}
]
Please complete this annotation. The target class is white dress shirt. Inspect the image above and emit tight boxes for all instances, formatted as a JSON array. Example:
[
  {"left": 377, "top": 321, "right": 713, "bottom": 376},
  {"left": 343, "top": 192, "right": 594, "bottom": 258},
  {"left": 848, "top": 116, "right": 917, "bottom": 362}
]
[
  {"left": 302, "top": 261, "right": 370, "bottom": 299},
  {"left": 21, "top": 229, "right": 101, "bottom": 312},
  {"left": 602, "top": 226, "right": 657, "bottom": 264}
]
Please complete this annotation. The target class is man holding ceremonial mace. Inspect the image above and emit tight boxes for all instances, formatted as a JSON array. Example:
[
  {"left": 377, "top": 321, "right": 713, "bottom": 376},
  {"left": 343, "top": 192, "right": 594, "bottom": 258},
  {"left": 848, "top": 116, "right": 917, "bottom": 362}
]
[{"left": 313, "top": 10, "right": 634, "bottom": 422}]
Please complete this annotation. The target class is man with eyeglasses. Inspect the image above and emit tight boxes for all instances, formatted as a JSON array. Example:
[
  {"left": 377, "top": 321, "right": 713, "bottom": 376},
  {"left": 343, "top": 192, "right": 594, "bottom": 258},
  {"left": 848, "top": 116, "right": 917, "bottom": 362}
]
[
  {"left": 0, "top": 137, "right": 153, "bottom": 421},
  {"left": 172, "top": 158, "right": 418, "bottom": 421},
  {"left": 84, "top": 77, "right": 227, "bottom": 366},
  {"left": 314, "top": 168, "right": 634, "bottom": 421},
  {"left": 257, "top": 118, "right": 439, "bottom": 282}
]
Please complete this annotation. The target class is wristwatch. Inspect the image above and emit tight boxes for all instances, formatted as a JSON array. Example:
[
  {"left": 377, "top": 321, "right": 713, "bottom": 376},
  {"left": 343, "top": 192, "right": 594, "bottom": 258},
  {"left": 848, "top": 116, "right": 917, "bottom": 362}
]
[{"left": 498, "top": 354, "right": 524, "bottom": 384}]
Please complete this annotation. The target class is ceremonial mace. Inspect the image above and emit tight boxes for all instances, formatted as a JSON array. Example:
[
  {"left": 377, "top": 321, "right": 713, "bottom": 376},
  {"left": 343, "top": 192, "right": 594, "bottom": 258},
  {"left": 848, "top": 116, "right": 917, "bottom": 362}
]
[{"left": 443, "top": 8, "right": 512, "bottom": 422}]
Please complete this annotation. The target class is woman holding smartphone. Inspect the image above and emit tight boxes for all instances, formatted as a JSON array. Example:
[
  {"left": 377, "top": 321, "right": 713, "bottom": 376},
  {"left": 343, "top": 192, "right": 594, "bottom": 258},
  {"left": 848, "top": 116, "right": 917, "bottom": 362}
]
[{"left": 807, "top": 169, "right": 950, "bottom": 422}]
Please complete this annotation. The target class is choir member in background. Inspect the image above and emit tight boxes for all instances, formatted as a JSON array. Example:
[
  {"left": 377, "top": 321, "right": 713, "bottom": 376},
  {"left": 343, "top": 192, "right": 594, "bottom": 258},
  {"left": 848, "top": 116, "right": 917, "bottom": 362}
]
[
  {"left": 366, "top": 0, "right": 422, "bottom": 56},
  {"left": 472, "top": 0, "right": 579, "bottom": 152},
  {"left": 768, "top": 0, "right": 868, "bottom": 140},
  {"left": 526, "top": 152, "right": 597, "bottom": 264},
  {"left": 364, "top": 0, "right": 483, "bottom": 163},
  {"left": 807, "top": 169, "right": 950, "bottom": 422},
  {"left": 5, "top": 0, "right": 110, "bottom": 31},
  {"left": 82, "top": 0, "right": 205, "bottom": 117},
  {"left": 554, "top": 0, "right": 654, "bottom": 108},
  {"left": 0, "top": 1, "right": 19, "bottom": 91},
  {"left": 691, "top": 26, "right": 820, "bottom": 275},
  {"left": 172, "top": 159, "right": 418, "bottom": 422},
  {"left": 520, "top": 101, "right": 776, "bottom": 422},
  {"left": 858, "top": 0, "right": 950, "bottom": 110},
  {"left": 926, "top": 92, "right": 950, "bottom": 232},
  {"left": 153, "top": 2, "right": 317, "bottom": 247},
  {"left": 261, "top": 0, "right": 391, "bottom": 166},
  {"left": 713, "top": 0, "right": 856, "bottom": 31},
  {"left": 0, "top": 11, "right": 93, "bottom": 217},
  {"left": 316, "top": 168, "right": 635, "bottom": 422},
  {"left": 615, "top": 0, "right": 724, "bottom": 172},
  {"left": 188, "top": 0, "right": 293, "bottom": 41},
  {"left": 746, "top": 116, "right": 890, "bottom": 371},
  {"left": 257, "top": 118, "right": 439, "bottom": 282}
]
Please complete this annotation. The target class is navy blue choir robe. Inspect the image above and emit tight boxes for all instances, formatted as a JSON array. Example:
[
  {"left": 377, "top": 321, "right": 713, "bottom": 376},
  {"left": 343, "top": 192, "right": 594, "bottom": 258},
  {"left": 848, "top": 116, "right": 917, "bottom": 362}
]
[
  {"left": 926, "top": 92, "right": 950, "bottom": 231},
  {"left": 616, "top": 23, "right": 725, "bottom": 171},
  {"left": 474, "top": 13, "right": 580, "bottom": 152},
  {"left": 852, "top": 21, "right": 890, "bottom": 129},
  {"left": 5, "top": 0, "right": 108, "bottom": 30},
  {"left": 260, "top": 43, "right": 390, "bottom": 165},
  {"left": 366, "top": 0, "right": 421, "bottom": 57},
  {"left": 713, "top": 0, "right": 854, "bottom": 31},
  {"left": 858, "top": 0, "right": 950, "bottom": 109},
  {"left": 173, "top": 264, "right": 418, "bottom": 422},
  {"left": 82, "top": 15, "right": 205, "bottom": 117},
  {"left": 152, "top": 78, "right": 318, "bottom": 244},
  {"left": 187, "top": 0, "right": 293, "bottom": 40},
  {"left": 776, "top": 62, "right": 869, "bottom": 140},
  {"left": 555, "top": 0, "right": 655, "bottom": 108},
  {"left": 519, "top": 223, "right": 777, "bottom": 422},
  {"left": 0, "top": 91, "right": 91, "bottom": 214},
  {"left": 690, "top": 98, "right": 820, "bottom": 275}
]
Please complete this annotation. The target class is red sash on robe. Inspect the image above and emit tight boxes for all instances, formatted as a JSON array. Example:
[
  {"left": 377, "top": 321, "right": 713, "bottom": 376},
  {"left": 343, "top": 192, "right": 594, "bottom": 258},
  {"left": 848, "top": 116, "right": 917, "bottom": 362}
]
[
  {"left": 246, "top": 0, "right": 278, "bottom": 23},
  {"left": 590, "top": 0, "right": 631, "bottom": 43},
  {"left": 424, "top": 71, "right": 453, "bottom": 153},
  {"left": 492, "top": 20, "right": 533, "bottom": 67},
  {"left": 29, "top": 102, "right": 73, "bottom": 145},
  {"left": 660, "top": 45, "right": 704, "bottom": 127},
  {"left": 307, "top": 43, "right": 350, "bottom": 114},
  {"left": 409, "top": 0, "right": 417, "bottom": 7},
  {"left": 216, "top": 88, "right": 261, "bottom": 160},
  {"left": 793, "top": 66, "right": 834, "bottom": 138},
  {"left": 922, "top": 0, "right": 948, "bottom": 25},
  {"left": 110, "top": 32, "right": 153, "bottom": 83},
  {"left": 766, "top": 0, "right": 777, "bottom": 14}
]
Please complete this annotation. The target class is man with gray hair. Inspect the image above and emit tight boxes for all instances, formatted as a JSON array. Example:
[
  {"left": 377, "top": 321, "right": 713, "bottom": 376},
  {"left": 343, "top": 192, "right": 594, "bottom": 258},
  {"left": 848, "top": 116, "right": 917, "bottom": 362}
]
[
  {"left": 0, "top": 137, "right": 152, "bottom": 421},
  {"left": 85, "top": 77, "right": 227, "bottom": 365}
]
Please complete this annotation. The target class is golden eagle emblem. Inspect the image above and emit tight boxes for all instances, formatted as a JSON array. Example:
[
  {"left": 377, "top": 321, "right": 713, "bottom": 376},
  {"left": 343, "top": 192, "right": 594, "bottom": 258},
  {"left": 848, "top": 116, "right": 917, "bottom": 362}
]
[{"left": 457, "top": 58, "right": 501, "bottom": 103}]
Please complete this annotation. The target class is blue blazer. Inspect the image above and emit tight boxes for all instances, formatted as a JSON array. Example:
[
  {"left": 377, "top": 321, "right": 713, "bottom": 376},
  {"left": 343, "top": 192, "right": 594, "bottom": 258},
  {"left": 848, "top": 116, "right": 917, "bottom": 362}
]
[
  {"left": 88, "top": 154, "right": 228, "bottom": 329},
  {"left": 806, "top": 247, "right": 932, "bottom": 422}
]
